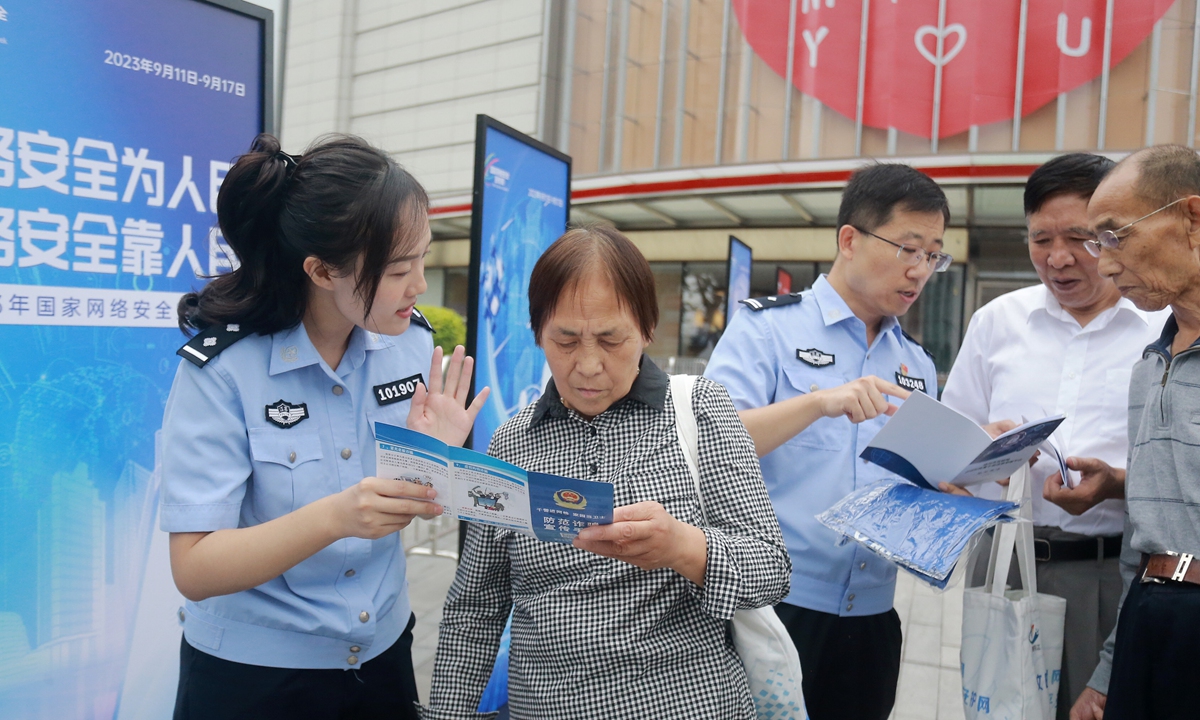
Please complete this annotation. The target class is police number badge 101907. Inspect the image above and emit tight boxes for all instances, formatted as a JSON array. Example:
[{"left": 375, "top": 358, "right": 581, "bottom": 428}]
[{"left": 373, "top": 373, "right": 424, "bottom": 406}]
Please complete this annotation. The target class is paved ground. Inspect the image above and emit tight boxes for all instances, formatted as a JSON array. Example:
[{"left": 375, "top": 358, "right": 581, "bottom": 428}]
[{"left": 405, "top": 523, "right": 965, "bottom": 720}]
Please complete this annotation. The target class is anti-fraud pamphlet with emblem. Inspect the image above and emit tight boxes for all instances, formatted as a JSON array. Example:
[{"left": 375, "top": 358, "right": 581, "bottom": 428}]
[
  {"left": 860, "top": 392, "right": 1065, "bottom": 490},
  {"left": 374, "top": 422, "right": 614, "bottom": 543}
]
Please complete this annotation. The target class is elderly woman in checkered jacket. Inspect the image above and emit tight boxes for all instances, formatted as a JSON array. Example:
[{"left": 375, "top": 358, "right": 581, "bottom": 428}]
[{"left": 423, "top": 227, "right": 791, "bottom": 720}]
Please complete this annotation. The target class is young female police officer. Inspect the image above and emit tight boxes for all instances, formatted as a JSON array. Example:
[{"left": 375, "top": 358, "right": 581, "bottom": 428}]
[{"left": 159, "top": 134, "right": 488, "bottom": 719}]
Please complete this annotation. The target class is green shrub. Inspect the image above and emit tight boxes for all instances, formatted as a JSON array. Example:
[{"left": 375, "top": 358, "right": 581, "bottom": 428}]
[{"left": 416, "top": 305, "right": 467, "bottom": 354}]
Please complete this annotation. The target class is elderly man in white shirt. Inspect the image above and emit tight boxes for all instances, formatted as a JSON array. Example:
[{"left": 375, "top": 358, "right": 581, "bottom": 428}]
[{"left": 941, "top": 153, "right": 1169, "bottom": 720}]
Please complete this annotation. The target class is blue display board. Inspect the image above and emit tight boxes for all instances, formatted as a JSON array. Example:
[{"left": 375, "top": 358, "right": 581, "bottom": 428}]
[
  {"left": 725, "top": 235, "right": 753, "bottom": 323},
  {"left": 467, "top": 116, "right": 571, "bottom": 453},
  {"left": 0, "top": 1, "right": 270, "bottom": 716}
]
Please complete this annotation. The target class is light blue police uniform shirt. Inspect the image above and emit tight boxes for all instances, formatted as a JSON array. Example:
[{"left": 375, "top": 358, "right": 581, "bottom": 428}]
[
  {"left": 705, "top": 275, "right": 937, "bottom": 617},
  {"left": 159, "top": 320, "right": 434, "bottom": 669}
]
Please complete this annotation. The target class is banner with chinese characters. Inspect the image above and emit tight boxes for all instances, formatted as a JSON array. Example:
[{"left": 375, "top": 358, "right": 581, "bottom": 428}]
[
  {"left": 734, "top": 0, "right": 1174, "bottom": 139},
  {"left": 0, "top": 1, "right": 268, "bottom": 717}
]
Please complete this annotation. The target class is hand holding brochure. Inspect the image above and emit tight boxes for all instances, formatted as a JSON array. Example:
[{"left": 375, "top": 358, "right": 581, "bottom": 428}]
[
  {"left": 860, "top": 392, "right": 1064, "bottom": 490},
  {"left": 374, "top": 422, "right": 614, "bottom": 543}
]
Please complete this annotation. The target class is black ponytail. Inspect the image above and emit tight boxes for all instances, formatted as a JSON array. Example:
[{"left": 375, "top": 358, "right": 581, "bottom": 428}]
[{"left": 178, "top": 133, "right": 429, "bottom": 335}]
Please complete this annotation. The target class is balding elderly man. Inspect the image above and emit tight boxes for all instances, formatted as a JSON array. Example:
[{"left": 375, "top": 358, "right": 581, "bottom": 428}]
[{"left": 1081, "top": 144, "right": 1200, "bottom": 720}]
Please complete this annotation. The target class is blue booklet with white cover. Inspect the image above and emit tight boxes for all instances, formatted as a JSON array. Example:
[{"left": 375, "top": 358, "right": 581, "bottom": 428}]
[
  {"left": 374, "top": 422, "right": 614, "bottom": 544},
  {"left": 860, "top": 391, "right": 1064, "bottom": 491}
]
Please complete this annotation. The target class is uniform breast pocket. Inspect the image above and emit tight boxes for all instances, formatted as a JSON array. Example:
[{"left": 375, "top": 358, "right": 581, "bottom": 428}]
[
  {"left": 780, "top": 364, "right": 847, "bottom": 451},
  {"left": 247, "top": 427, "right": 325, "bottom": 522}
]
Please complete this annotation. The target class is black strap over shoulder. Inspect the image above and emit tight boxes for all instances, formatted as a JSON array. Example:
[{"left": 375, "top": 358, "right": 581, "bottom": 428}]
[
  {"left": 901, "top": 329, "right": 935, "bottom": 361},
  {"left": 177, "top": 322, "right": 250, "bottom": 368},
  {"left": 739, "top": 292, "right": 804, "bottom": 311},
  {"left": 410, "top": 307, "right": 435, "bottom": 333}
]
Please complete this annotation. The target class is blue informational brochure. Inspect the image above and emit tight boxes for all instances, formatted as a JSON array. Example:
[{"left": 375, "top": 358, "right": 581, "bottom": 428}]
[
  {"left": 860, "top": 392, "right": 1064, "bottom": 491},
  {"left": 374, "top": 422, "right": 614, "bottom": 543},
  {"left": 817, "top": 480, "right": 1018, "bottom": 589}
]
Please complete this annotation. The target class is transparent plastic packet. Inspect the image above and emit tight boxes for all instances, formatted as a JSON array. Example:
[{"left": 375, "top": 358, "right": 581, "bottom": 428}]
[{"left": 817, "top": 480, "right": 1019, "bottom": 591}]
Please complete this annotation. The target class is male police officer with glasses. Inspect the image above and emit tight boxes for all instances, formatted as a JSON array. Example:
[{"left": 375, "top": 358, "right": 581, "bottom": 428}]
[{"left": 706, "top": 164, "right": 950, "bottom": 720}]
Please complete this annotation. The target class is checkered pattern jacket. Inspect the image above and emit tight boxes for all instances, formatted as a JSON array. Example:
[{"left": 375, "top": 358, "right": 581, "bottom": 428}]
[{"left": 423, "top": 359, "right": 790, "bottom": 719}]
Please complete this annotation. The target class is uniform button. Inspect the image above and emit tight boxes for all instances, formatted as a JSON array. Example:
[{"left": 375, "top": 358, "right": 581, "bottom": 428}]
[
  {"left": 347, "top": 655, "right": 358, "bottom": 665},
  {"left": 350, "top": 646, "right": 361, "bottom": 653},
  {"left": 332, "top": 385, "right": 344, "bottom": 396},
  {"left": 588, "top": 463, "right": 597, "bottom": 474},
  {"left": 359, "top": 611, "right": 370, "bottom": 623},
  {"left": 848, "top": 593, "right": 856, "bottom": 601},
  {"left": 860, "top": 562, "right": 867, "bottom": 570},
  {"left": 177, "top": 609, "right": 185, "bottom": 623},
  {"left": 345, "top": 569, "right": 356, "bottom": 577},
  {"left": 846, "top": 603, "right": 854, "bottom": 611},
  {"left": 810, "top": 384, "right": 819, "bottom": 392},
  {"left": 289, "top": 451, "right": 297, "bottom": 463},
  {"left": 341, "top": 448, "right": 353, "bottom": 460}
]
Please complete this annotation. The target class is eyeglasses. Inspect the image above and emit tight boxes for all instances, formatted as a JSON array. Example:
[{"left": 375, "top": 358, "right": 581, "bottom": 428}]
[
  {"left": 853, "top": 226, "right": 953, "bottom": 272},
  {"left": 1084, "top": 197, "right": 1187, "bottom": 258}
]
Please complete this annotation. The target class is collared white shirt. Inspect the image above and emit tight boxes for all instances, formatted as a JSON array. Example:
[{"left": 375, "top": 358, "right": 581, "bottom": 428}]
[{"left": 942, "top": 284, "right": 1169, "bottom": 536}]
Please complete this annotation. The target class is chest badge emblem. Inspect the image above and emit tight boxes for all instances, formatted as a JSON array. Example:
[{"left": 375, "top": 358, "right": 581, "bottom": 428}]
[
  {"left": 797, "top": 348, "right": 835, "bottom": 367},
  {"left": 265, "top": 399, "right": 309, "bottom": 428}
]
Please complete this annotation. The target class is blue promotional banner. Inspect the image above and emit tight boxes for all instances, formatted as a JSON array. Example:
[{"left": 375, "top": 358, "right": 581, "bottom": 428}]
[
  {"left": 468, "top": 117, "right": 570, "bottom": 453},
  {"left": 0, "top": 1, "right": 268, "bottom": 717},
  {"left": 725, "top": 235, "right": 752, "bottom": 323}
]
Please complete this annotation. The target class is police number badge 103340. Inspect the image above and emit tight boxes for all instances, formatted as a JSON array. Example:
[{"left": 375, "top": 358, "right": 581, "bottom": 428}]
[
  {"left": 895, "top": 363, "right": 927, "bottom": 393},
  {"left": 373, "top": 373, "right": 424, "bottom": 406}
]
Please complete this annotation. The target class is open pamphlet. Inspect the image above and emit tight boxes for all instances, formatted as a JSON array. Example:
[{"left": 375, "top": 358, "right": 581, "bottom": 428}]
[
  {"left": 374, "top": 422, "right": 614, "bottom": 544},
  {"left": 860, "top": 391, "right": 1065, "bottom": 491}
]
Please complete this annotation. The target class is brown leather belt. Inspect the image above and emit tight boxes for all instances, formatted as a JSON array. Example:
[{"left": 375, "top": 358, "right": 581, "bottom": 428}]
[{"left": 1141, "top": 552, "right": 1200, "bottom": 585}]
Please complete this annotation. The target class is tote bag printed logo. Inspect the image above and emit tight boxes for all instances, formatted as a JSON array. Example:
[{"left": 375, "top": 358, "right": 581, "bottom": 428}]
[{"left": 732, "top": 0, "right": 1174, "bottom": 139}]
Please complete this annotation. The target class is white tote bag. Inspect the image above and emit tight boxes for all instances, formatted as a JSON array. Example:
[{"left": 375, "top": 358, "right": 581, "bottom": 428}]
[
  {"left": 960, "top": 464, "right": 1066, "bottom": 720},
  {"left": 669, "top": 374, "right": 807, "bottom": 720}
]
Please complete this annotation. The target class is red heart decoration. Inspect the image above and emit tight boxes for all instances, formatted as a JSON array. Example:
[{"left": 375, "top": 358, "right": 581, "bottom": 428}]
[{"left": 734, "top": 0, "right": 1174, "bottom": 140}]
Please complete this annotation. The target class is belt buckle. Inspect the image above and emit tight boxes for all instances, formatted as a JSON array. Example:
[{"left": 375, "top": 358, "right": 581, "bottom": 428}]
[
  {"left": 1143, "top": 551, "right": 1173, "bottom": 584},
  {"left": 1172, "top": 552, "right": 1194, "bottom": 582}
]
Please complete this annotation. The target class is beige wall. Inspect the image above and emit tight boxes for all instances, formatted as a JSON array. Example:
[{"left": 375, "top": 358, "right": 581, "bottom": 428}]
[{"left": 281, "top": 0, "right": 550, "bottom": 196}]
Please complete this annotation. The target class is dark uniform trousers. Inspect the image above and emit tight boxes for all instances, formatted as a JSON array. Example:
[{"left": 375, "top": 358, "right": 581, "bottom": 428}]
[
  {"left": 1105, "top": 576, "right": 1200, "bottom": 720},
  {"left": 775, "top": 602, "right": 903, "bottom": 720},
  {"left": 173, "top": 613, "right": 420, "bottom": 720}
]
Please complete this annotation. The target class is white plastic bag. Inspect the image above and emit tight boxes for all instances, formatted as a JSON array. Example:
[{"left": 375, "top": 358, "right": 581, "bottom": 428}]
[
  {"left": 960, "top": 464, "right": 1066, "bottom": 719},
  {"left": 669, "top": 374, "right": 807, "bottom": 720}
]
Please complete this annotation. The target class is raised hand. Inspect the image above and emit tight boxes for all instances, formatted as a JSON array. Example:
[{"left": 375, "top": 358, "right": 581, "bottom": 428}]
[
  {"left": 816, "top": 375, "right": 910, "bottom": 423},
  {"left": 407, "top": 345, "right": 491, "bottom": 447}
]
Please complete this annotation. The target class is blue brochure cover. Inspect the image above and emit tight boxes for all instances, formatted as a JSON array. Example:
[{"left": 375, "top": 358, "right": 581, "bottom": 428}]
[{"left": 374, "top": 422, "right": 613, "bottom": 543}]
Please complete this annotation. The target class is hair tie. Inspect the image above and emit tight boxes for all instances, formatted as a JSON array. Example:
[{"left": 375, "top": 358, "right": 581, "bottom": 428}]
[{"left": 276, "top": 150, "right": 300, "bottom": 173}]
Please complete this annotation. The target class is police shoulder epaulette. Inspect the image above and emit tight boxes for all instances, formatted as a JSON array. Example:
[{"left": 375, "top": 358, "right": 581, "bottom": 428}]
[
  {"left": 410, "top": 307, "right": 435, "bottom": 333},
  {"left": 901, "top": 329, "right": 936, "bottom": 361},
  {"left": 739, "top": 292, "right": 804, "bottom": 311},
  {"left": 177, "top": 322, "right": 250, "bottom": 368}
]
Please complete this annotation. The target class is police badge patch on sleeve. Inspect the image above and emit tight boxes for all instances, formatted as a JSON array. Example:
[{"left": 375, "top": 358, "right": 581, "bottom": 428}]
[
  {"left": 265, "top": 400, "right": 309, "bottom": 428},
  {"left": 797, "top": 348, "right": 835, "bottom": 367},
  {"left": 373, "top": 373, "right": 424, "bottom": 406}
]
